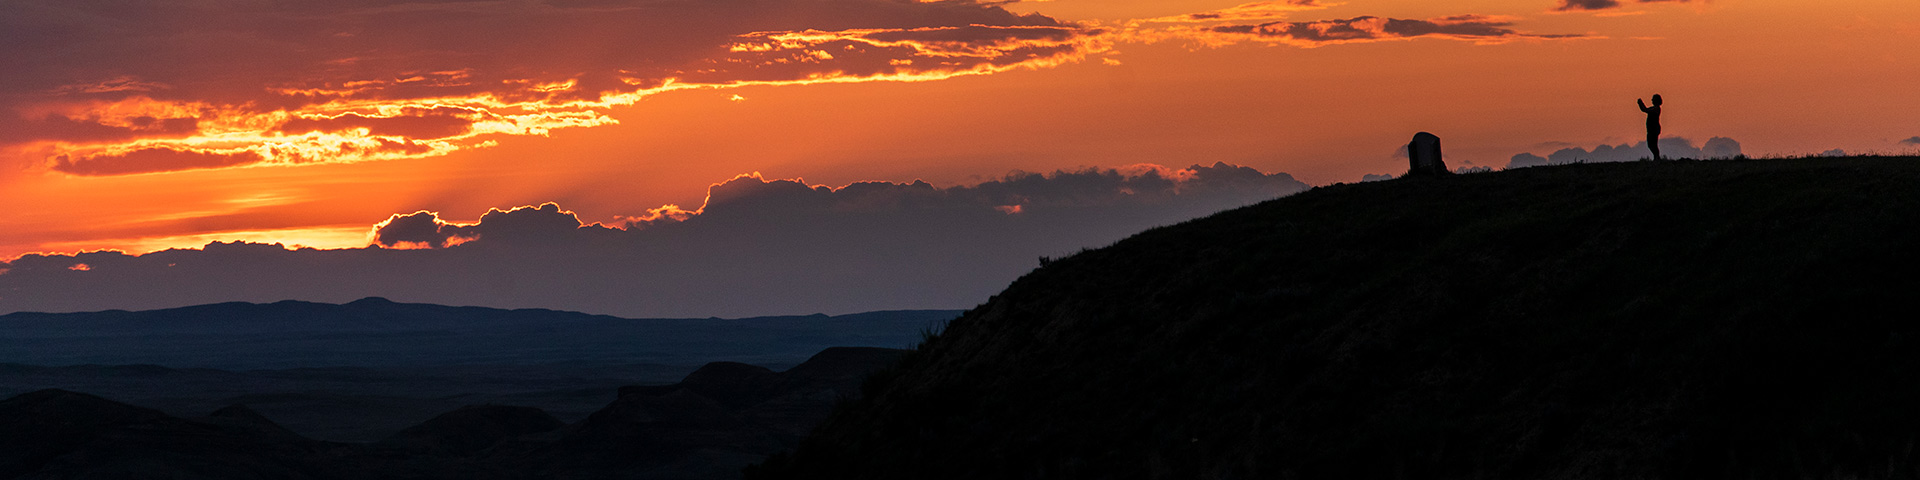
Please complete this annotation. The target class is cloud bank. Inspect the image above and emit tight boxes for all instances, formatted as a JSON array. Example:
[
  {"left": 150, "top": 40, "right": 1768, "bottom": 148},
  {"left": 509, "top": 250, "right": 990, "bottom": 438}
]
[
  {"left": 0, "top": 163, "right": 1308, "bottom": 317},
  {"left": 1506, "top": 136, "right": 1742, "bottom": 168}
]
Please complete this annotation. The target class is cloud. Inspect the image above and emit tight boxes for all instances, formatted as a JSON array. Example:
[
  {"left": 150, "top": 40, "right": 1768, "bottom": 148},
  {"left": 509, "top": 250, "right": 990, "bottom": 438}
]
[
  {"left": 1555, "top": 0, "right": 1702, "bottom": 11},
  {"left": 1, "top": 163, "right": 1308, "bottom": 317},
  {"left": 1506, "top": 152, "right": 1550, "bottom": 169},
  {"left": 0, "top": 0, "right": 1083, "bottom": 175},
  {"left": 1, "top": 1, "right": 1585, "bottom": 176},
  {"left": 696, "top": 25, "right": 1105, "bottom": 85},
  {"left": 370, "top": 211, "right": 467, "bottom": 249},
  {"left": 1702, "top": 137, "right": 1741, "bottom": 159},
  {"left": 1195, "top": 15, "right": 1582, "bottom": 47},
  {"left": 275, "top": 107, "right": 480, "bottom": 139},
  {"left": 1555, "top": 0, "right": 1621, "bottom": 11},
  {"left": 1139, "top": 0, "right": 1336, "bottom": 23},
  {"left": 1898, "top": 136, "right": 1920, "bottom": 146},
  {"left": 1505, "top": 136, "right": 1742, "bottom": 168},
  {"left": 372, "top": 203, "right": 618, "bottom": 249},
  {"left": 51, "top": 148, "right": 265, "bottom": 176}
]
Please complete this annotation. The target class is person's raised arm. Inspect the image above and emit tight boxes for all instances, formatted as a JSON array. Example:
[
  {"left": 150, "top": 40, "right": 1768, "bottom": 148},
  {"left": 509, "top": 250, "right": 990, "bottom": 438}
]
[{"left": 1638, "top": 98, "right": 1649, "bottom": 112}]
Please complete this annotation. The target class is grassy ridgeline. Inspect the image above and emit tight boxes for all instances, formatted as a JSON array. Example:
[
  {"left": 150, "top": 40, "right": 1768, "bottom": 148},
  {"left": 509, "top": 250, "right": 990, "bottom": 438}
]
[{"left": 752, "top": 156, "right": 1920, "bottom": 479}]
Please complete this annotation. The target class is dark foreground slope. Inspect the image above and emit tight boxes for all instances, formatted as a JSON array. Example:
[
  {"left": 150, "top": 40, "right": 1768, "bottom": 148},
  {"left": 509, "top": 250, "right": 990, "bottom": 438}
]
[{"left": 752, "top": 157, "right": 1920, "bottom": 479}]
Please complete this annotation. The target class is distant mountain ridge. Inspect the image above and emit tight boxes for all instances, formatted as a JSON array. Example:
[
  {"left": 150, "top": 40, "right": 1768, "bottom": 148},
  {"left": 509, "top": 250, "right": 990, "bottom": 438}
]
[
  {"left": 752, "top": 157, "right": 1920, "bottom": 479},
  {"left": 1, "top": 296, "right": 633, "bottom": 335},
  {"left": 0, "top": 297, "right": 956, "bottom": 369}
]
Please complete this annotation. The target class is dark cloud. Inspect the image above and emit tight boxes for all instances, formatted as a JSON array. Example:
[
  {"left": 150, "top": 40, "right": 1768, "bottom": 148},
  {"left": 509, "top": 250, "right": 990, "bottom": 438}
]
[
  {"left": 1505, "top": 136, "right": 1742, "bottom": 169},
  {"left": 1702, "top": 137, "right": 1741, "bottom": 159},
  {"left": 374, "top": 203, "right": 620, "bottom": 249},
  {"left": 1555, "top": 0, "right": 1621, "bottom": 11},
  {"left": 371, "top": 211, "right": 464, "bottom": 249},
  {"left": 1, "top": 163, "right": 1308, "bottom": 318},
  {"left": 5, "top": 110, "right": 202, "bottom": 145},
  {"left": 1508, "top": 152, "right": 1550, "bottom": 169},
  {"left": 1898, "top": 136, "right": 1920, "bottom": 146},
  {"left": 1205, "top": 15, "right": 1580, "bottom": 46},
  {"left": 1556, "top": 0, "right": 1701, "bottom": 11},
  {"left": 1142, "top": 0, "right": 1333, "bottom": 23},
  {"left": 50, "top": 148, "right": 264, "bottom": 176},
  {"left": 1178, "top": 162, "right": 1307, "bottom": 196},
  {"left": 276, "top": 107, "right": 479, "bottom": 139}
]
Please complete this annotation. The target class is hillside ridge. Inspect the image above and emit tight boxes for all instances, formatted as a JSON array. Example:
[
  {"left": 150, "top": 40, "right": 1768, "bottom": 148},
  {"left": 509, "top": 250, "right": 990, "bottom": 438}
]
[{"left": 751, "top": 157, "right": 1920, "bottom": 479}]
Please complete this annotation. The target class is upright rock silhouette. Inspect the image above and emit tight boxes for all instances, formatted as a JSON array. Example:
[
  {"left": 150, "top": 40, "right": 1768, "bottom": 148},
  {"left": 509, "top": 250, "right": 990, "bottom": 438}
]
[{"left": 1406, "top": 132, "right": 1449, "bottom": 176}]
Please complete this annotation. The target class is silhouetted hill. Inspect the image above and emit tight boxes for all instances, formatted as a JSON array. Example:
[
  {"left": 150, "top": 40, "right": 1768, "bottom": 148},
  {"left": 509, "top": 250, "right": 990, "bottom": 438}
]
[
  {"left": 203, "top": 403, "right": 308, "bottom": 440},
  {"left": 0, "top": 389, "right": 345, "bottom": 479},
  {"left": 530, "top": 347, "right": 906, "bottom": 479},
  {"left": 376, "top": 405, "right": 565, "bottom": 454},
  {"left": 0, "top": 347, "right": 904, "bottom": 479},
  {"left": 751, "top": 156, "right": 1920, "bottom": 479},
  {"left": 0, "top": 389, "right": 172, "bottom": 478}
]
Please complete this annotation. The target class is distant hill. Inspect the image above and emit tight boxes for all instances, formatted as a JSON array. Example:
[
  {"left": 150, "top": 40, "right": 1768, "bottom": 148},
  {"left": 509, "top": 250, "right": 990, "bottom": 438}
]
[
  {"left": 0, "top": 347, "right": 902, "bottom": 479},
  {"left": 0, "top": 297, "right": 956, "bottom": 369},
  {"left": 750, "top": 157, "right": 1920, "bottom": 479},
  {"left": 0, "top": 361, "right": 697, "bottom": 442}
]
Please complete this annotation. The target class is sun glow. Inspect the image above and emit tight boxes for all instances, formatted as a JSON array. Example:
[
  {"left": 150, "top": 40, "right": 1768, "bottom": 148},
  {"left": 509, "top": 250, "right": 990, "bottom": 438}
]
[{"left": 21, "top": 226, "right": 378, "bottom": 259}]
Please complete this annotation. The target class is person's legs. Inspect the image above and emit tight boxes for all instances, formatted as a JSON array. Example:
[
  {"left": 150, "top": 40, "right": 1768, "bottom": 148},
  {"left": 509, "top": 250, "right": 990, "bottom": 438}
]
[{"left": 1648, "top": 130, "right": 1661, "bottom": 160}]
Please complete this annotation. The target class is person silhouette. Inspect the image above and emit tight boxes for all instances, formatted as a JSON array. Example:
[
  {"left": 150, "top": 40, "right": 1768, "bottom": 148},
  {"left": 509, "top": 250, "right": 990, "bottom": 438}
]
[{"left": 1637, "top": 94, "right": 1662, "bottom": 160}]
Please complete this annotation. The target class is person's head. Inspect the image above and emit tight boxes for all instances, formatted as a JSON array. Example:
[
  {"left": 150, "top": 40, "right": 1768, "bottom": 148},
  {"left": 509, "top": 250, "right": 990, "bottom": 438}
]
[{"left": 1651, "top": 94, "right": 1662, "bottom": 106}]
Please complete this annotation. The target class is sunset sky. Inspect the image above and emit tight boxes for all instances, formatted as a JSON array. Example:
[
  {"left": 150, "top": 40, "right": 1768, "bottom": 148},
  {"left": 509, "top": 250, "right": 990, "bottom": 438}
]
[{"left": 2, "top": 0, "right": 1916, "bottom": 315}]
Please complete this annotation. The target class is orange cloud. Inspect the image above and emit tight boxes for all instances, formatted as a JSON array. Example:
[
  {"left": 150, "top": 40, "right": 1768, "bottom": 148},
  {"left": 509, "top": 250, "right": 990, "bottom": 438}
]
[
  {"left": 0, "top": 0, "right": 1580, "bottom": 177},
  {"left": 694, "top": 25, "right": 1109, "bottom": 85},
  {"left": 1172, "top": 15, "right": 1584, "bottom": 47},
  {"left": 0, "top": 0, "right": 1070, "bottom": 176},
  {"left": 1137, "top": 0, "right": 1336, "bottom": 24}
]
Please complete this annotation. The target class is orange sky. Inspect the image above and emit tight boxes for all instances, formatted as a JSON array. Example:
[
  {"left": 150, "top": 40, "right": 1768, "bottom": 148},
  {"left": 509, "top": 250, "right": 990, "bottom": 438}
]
[{"left": 2, "top": 0, "right": 1917, "bottom": 259}]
